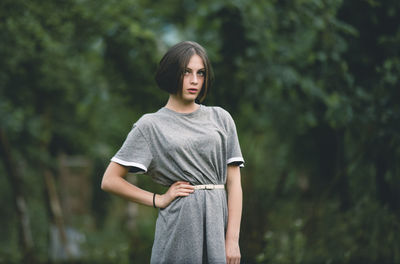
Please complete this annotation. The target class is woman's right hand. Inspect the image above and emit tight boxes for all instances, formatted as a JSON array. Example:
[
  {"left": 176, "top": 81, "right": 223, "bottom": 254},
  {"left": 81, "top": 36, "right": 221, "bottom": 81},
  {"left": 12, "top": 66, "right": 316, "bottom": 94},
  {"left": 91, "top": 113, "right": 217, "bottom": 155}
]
[{"left": 157, "top": 181, "right": 195, "bottom": 209}]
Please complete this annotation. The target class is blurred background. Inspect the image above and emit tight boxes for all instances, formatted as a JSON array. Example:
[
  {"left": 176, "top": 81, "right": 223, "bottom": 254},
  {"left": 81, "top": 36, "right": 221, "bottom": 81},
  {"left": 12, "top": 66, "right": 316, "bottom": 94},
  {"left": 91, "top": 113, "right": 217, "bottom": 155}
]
[{"left": 1, "top": 0, "right": 400, "bottom": 263}]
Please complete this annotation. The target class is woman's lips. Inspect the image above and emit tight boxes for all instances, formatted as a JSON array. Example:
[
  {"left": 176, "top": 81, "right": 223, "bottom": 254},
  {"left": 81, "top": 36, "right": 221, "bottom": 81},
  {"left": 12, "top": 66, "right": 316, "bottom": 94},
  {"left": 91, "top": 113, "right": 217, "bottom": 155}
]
[{"left": 187, "top": 88, "right": 198, "bottom": 94}]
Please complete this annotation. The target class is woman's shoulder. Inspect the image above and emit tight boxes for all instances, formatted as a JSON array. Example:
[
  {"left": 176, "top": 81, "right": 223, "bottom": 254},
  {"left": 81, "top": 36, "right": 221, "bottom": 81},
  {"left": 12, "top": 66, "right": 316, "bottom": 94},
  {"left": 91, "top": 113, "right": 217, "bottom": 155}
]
[
  {"left": 133, "top": 109, "right": 165, "bottom": 129},
  {"left": 205, "top": 105, "right": 234, "bottom": 121}
]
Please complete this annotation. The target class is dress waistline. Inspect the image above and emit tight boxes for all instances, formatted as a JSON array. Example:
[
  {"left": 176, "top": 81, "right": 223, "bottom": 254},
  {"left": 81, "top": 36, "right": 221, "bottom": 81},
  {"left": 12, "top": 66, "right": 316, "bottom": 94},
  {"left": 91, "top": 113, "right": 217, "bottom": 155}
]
[{"left": 193, "top": 184, "right": 224, "bottom": 190}]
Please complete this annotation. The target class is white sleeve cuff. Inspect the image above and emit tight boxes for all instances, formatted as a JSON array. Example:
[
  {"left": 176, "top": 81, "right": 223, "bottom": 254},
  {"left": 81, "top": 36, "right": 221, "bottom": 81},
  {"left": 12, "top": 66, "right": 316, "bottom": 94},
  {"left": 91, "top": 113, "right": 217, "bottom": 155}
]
[
  {"left": 227, "top": 157, "right": 245, "bottom": 167},
  {"left": 111, "top": 157, "right": 148, "bottom": 173}
]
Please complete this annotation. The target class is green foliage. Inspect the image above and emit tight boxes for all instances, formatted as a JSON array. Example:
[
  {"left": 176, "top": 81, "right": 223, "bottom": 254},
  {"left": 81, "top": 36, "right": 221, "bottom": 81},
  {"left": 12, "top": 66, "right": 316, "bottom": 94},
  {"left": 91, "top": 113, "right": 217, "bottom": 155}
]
[
  {"left": 81, "top": 197, "right": 132, "bottom": 264},
  {"left": 256, "top": 201, "right": 306, "bottom": 264},
  {"left": 1, "top": 0, "right": 399, "bottom": 263}
]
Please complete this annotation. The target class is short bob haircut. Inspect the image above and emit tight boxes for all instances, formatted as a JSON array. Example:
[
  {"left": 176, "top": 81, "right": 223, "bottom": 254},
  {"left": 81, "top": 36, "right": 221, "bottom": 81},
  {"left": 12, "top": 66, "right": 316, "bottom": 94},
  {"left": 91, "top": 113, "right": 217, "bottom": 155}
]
[{"left": 155, "top": 41, "right": 214, "bottom": 103}]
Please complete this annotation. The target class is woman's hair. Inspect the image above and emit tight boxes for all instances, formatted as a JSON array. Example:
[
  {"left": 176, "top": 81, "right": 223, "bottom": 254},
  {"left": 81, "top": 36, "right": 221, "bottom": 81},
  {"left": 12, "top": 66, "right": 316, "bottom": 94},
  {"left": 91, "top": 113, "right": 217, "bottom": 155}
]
[{"left": 155, "top": 41, "right": 214, "bottom": 102}]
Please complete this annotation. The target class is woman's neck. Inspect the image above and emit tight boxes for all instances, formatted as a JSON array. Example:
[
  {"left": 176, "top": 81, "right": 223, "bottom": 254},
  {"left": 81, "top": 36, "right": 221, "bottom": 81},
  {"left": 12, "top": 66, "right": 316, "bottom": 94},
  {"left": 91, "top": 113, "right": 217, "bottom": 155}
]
[{"left": 165, "top": 95, "right": 199, "bottom": 113}]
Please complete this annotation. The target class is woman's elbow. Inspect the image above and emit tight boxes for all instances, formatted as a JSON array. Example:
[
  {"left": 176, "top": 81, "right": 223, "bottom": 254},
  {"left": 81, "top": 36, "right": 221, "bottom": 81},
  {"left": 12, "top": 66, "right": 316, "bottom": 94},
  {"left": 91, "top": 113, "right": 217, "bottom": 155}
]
[
  {"left": 101, "top": 162, "right": 127, "bottom": 192},
  {"left": 101, "top": 173, "right": 113, "bottom": 192}
]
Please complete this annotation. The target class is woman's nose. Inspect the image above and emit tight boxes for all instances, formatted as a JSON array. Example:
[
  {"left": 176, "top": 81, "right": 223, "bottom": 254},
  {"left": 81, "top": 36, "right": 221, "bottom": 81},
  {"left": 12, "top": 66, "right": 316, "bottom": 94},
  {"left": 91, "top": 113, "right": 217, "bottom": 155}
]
[{"left": 190, "top": 73, "right": 198, "bottom": 84}]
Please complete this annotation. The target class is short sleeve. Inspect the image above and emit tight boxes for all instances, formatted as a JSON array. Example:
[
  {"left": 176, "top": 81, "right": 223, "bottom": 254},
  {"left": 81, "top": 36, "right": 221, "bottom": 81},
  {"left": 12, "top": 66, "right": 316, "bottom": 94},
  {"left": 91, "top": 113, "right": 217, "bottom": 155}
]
[
  {"left": 225, "top": 112, "right": 245, "bottom": 168},
  {"left": 111, "top": 124, "right": 153, "bottom": 174}
]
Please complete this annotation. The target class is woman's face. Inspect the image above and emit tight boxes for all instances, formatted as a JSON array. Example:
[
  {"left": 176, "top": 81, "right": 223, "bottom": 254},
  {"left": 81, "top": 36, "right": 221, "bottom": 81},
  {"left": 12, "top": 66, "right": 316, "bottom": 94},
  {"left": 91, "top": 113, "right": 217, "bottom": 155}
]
[{"left": 180, "top": 54, "right": 205, "bottom": 103}]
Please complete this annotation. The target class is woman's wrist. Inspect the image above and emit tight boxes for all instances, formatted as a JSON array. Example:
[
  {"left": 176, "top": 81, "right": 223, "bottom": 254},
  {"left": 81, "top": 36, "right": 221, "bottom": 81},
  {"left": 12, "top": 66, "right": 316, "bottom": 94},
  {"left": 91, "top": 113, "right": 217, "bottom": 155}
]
[
  {"left": 153, "top": 193, "right": 157, "bottom": 208},
  {"left": 156, "top": 194, "right": 168, "bottom": 209},
  {"left": 225, "top": 232, "right": 240, "bottom": 243}
]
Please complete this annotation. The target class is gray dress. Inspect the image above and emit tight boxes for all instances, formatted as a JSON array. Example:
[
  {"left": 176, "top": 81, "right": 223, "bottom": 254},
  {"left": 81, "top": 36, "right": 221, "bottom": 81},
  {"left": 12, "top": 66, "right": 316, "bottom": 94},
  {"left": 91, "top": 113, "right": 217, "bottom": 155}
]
[{"left": 111, "top": 105, "right": 244, "bottom": 264}]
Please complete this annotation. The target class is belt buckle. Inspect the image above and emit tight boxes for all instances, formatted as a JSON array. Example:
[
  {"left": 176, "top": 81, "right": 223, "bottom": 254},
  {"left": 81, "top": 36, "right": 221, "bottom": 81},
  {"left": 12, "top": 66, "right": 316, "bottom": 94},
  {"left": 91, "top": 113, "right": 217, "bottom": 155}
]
[{"left": 205, "top": 184, "right": 214, "bottom": 190}]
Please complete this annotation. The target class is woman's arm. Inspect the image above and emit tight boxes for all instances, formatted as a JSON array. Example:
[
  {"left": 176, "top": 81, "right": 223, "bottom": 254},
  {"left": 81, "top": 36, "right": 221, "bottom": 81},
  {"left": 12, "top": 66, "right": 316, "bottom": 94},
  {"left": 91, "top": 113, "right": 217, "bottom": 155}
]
[
  {"left": 225, "top": 164, "right": 243, "bottom": 264},
  {"left": 101, "top": 161, "right": 194, "bottom": 208}
]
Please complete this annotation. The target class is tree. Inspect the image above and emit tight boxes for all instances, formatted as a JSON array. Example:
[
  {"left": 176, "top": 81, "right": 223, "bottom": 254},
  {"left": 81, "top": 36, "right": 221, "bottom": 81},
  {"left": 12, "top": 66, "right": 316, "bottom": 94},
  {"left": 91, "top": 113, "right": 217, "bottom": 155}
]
[{"left": 0, "top": 0, "right": 159, "bottom": 261}]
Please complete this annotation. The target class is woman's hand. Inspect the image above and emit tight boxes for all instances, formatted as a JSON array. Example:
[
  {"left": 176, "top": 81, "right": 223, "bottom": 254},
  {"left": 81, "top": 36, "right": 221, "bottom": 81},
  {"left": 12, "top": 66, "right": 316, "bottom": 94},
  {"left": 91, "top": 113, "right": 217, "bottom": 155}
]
[
  {"left": 225, "top": 165, "right": 242, "bottom": 264},
  {"left": 157, "top": 181, "right": 194, "bottom": 209},
  {"left": 225, "top": 239, "right": 241, "bottom": 264}
]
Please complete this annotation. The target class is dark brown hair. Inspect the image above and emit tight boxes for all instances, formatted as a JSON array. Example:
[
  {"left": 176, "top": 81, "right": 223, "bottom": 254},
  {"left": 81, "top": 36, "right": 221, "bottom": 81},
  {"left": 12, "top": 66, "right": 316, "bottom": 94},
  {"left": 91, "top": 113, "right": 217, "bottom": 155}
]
[{"left": 155, "top": 41, "right": 214, "bottom": 102}]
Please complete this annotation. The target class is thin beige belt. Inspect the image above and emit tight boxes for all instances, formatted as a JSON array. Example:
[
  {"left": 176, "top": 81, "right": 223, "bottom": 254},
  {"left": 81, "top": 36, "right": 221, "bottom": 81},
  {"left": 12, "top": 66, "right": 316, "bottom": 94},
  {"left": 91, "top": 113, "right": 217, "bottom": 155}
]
[{"left": 194, "top": 184, "right": 225, "bottom": 190}]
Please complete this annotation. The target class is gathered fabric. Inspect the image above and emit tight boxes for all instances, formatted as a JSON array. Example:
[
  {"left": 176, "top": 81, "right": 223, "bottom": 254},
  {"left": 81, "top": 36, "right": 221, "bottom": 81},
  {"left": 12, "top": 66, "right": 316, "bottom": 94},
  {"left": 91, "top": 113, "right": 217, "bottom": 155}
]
[{"left": 111, "top": 105, "right": 244, "bottom": 264}]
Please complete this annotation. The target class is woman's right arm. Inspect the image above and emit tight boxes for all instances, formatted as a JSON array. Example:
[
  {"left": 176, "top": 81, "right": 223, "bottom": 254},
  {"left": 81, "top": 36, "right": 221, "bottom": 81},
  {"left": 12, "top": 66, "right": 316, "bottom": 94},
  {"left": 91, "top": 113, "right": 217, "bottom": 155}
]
[{"left": 101, "top": 161, "right": 194, "bottom": 208}]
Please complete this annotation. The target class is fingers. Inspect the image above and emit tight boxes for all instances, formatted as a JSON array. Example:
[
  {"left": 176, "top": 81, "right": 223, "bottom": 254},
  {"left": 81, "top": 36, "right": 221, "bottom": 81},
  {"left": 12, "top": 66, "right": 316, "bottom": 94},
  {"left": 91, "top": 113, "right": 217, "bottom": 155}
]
[
  {"left": 160, "top": 182, "right": 195, "bottom": 208},
  {"left": 171, "top": 181, "right": 194, "bottom": 188},
  {"left": 169, "top": 181, "right": 194, "bottom": 197},
  {"left": 226, "top": 256, "right": 240, "bottom": 264},
  {"left": 226, "top": 241, "right": 241, "bottom": 264}
]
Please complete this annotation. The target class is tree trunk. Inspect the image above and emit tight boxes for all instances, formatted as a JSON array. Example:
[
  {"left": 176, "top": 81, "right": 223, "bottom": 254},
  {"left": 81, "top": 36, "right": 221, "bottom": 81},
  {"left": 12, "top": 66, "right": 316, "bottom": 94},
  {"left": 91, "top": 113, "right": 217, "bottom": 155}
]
[
  {"left": 38, "top": 144, "right": 71, "bottom": 260},
  {"left": 38, "top": 110, "right": 71, "bottom": 260},
  {"left": 336, "top": 129, "right": 350, "bottom": 210},
  {"left": 43, "top": 167, "right": 71, "bottom": 258},
  {"left": 375, "top": 147, "right": 394, "bottom": 210},
  {"left": 0, "top": 128, "right": 35, "bottom": 263}
]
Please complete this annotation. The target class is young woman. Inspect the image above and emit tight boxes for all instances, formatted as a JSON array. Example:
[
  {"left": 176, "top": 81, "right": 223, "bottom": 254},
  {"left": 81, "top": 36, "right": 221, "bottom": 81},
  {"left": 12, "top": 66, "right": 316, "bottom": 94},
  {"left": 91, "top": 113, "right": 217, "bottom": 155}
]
[{"left": 101, "top": 41, "right": 244, "bottom": 264}]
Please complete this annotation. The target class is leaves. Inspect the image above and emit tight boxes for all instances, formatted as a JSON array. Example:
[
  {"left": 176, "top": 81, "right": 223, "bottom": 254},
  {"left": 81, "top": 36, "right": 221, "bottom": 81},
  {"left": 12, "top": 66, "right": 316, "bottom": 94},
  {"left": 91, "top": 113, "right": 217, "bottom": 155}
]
[{"left": 1, "top": 0, "right": 399, "bottom": 263}]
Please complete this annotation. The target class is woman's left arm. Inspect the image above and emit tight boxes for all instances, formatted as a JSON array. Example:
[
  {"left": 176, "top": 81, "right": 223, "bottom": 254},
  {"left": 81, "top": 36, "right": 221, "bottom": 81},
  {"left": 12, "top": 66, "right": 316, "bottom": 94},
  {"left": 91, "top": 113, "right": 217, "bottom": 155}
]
[{"left": 225, "top": 164, "right": 242, "bottom": 264}]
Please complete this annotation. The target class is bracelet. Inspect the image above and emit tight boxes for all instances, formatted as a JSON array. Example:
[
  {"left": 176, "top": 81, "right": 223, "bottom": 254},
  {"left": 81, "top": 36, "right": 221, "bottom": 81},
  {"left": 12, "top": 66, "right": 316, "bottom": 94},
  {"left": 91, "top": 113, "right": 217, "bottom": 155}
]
[{"left": 153, "top": 193, "right": 157, "bottom": 208}]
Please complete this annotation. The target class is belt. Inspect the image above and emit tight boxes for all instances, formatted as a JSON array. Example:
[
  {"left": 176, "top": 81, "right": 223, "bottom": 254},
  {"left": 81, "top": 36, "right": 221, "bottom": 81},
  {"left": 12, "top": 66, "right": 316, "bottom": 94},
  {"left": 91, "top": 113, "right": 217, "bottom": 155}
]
[{"left": 193, "top": 184, "right": 225, "bottom": 190}]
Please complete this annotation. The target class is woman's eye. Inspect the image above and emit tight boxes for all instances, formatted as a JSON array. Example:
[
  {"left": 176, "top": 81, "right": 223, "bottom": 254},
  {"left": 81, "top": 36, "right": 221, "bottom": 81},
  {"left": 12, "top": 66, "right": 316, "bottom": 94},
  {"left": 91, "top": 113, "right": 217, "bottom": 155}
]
[
  {"left": 197, "top": 71, "right": 205, "bottom": 77},
  {"left": 183, "top": 69, "right": 191, "bottom": 75}
]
